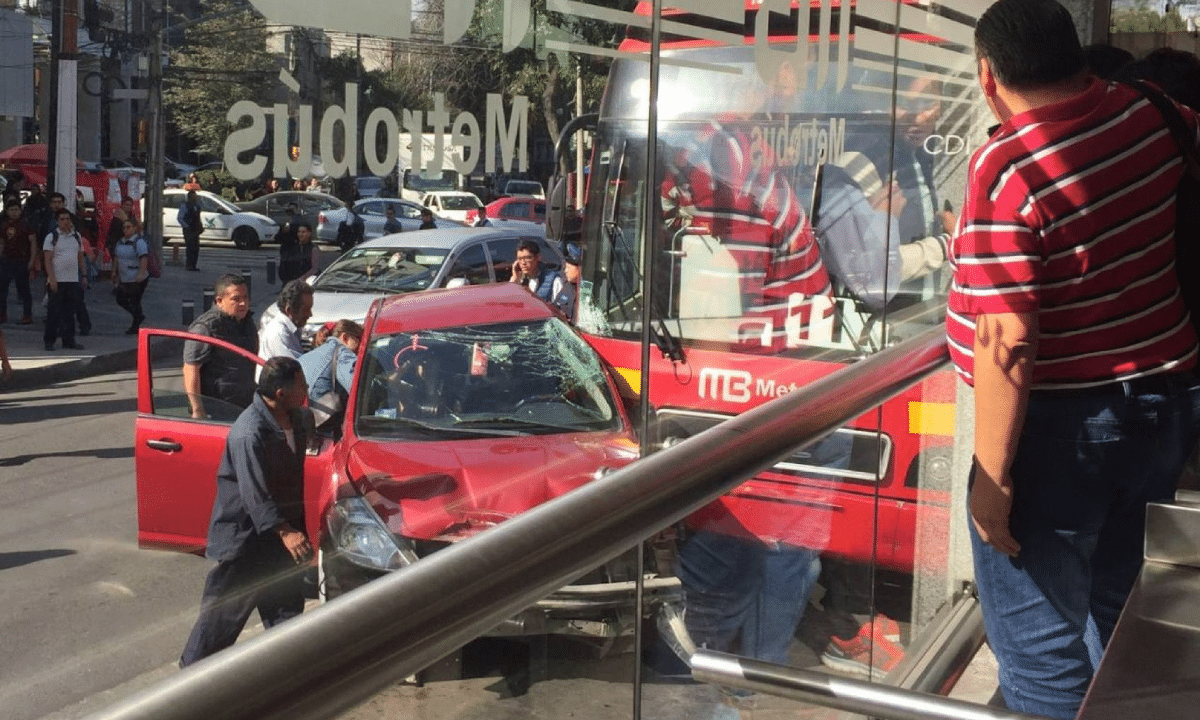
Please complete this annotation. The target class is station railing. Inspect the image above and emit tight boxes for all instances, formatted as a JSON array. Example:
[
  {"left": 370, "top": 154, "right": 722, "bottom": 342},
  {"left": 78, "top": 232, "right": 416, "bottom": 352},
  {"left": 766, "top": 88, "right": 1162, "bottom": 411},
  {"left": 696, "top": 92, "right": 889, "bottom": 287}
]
[{"left": 86, "top": 324, "right": 972, "bottom": 720}]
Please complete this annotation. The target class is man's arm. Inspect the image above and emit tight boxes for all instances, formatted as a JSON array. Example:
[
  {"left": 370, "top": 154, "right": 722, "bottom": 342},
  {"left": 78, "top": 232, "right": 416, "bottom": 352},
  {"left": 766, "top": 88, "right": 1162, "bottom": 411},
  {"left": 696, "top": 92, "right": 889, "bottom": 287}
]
[
  {"left": 43, "top": 247, "right": 56, "bottom": 292},
  {"left": 183, "top": 362, "right": 206, "bottom": 418},
  {"left": 229, "top": 433, "right": 312, "bottom": 562},
  {"left": 27, "top": 231, "right": 40, "bottom": 275},
  {"left": 970, "top": 310, "right": 1038, "bottom": 557}
]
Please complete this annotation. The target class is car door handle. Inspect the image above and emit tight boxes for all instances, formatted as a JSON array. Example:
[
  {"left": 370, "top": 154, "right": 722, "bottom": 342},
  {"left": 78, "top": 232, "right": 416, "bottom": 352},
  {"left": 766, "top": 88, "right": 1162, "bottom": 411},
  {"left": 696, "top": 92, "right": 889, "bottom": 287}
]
[{"left": 146, "top": 439, "right": 183, "bottom": 452}]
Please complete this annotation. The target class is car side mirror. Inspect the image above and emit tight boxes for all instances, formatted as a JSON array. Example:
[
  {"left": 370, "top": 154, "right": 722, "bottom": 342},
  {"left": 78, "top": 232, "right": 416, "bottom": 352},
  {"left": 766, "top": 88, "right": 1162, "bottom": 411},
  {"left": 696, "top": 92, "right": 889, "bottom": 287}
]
[
  {"left": 446, "top": 277, "right": 469, "bottom": 289},
  {"left": 545, "top": 175, "right": 569, "bottom": 243}
]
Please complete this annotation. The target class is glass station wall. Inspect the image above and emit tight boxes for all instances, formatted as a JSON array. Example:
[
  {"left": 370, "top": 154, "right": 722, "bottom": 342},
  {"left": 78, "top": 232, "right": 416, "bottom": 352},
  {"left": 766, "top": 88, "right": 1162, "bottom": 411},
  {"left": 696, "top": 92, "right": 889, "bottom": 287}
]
[{"left": 215, "top": 2, "right": 986, "bottom": 719}]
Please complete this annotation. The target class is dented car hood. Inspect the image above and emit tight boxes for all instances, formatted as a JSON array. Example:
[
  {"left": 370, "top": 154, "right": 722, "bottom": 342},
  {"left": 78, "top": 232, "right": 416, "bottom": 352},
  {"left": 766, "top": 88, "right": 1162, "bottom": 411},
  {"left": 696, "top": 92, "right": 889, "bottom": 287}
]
[{"left": 343, "top": 433, "right": 639, "bottom": 542}]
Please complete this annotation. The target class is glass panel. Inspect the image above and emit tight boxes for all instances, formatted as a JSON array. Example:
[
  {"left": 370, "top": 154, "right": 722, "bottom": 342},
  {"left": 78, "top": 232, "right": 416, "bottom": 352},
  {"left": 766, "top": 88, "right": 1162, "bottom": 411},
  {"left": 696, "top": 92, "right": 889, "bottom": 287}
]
[
  {"left": 446, "top": 243, "right": 490, "bottom": 286},
  {"left": 487, "top": 237, "right": 518, "bottom": 282}
]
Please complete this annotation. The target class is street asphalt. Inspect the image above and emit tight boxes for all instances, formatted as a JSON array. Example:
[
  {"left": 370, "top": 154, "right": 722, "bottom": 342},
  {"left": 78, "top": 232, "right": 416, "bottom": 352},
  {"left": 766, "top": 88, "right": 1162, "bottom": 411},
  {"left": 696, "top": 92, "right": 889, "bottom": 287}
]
[{"left": 0, "top": 241, "right": 283, "bottom": 393}]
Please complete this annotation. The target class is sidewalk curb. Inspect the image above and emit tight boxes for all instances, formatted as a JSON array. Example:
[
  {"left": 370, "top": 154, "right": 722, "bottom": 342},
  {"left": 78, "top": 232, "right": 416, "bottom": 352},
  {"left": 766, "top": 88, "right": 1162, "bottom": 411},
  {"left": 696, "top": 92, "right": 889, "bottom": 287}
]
[{"left": 6, "top": 346, "right": 140, "bottom": 392}]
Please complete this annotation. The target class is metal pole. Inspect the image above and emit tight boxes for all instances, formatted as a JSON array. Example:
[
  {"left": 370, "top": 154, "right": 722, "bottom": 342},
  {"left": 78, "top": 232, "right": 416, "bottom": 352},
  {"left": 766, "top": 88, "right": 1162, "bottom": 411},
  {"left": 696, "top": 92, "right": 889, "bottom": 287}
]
[
  {"left": 691, "top": 651, "right": 1048, "bottom": 720},
  {"left": 143, "top": 0, "right": 165, "bottom": 263},
  {"left": 634, "top": 6, "right": 664, "bottom": 719}
]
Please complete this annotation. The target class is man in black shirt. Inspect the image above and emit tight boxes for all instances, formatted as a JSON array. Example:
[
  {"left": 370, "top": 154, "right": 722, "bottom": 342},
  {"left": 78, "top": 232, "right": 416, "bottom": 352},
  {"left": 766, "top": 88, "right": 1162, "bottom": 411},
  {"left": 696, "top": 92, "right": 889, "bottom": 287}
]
[{"left": 183, "top": 274, "right": 258, "bottom": 419}]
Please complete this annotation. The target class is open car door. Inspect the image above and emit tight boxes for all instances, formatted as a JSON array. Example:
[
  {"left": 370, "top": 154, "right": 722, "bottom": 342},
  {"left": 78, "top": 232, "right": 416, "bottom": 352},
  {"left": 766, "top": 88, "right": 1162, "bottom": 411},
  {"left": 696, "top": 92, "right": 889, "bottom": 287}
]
[{"left": 134, "top": 329, "right": 260, "bottom": 554}]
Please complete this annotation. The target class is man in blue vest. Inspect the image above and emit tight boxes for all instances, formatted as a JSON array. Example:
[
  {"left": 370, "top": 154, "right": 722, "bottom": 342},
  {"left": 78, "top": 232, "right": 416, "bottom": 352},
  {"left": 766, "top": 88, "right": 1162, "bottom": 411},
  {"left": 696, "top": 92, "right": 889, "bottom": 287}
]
[{"left": 509, "top": 239, "right": 562, "bottom": 303}]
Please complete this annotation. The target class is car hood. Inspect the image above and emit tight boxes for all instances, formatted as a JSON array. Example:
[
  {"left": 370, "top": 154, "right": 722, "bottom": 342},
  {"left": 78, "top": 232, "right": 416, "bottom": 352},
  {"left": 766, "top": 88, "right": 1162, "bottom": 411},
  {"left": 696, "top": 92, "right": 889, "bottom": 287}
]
[
  {"left": 306, "top": 289, "right": 389, "bottom": 328},
  {"left": 234, "top": 211, "right": 275, "bottom": 226},
  {"left": 343, "top": 433, "right": 639, "bottom": 542}
]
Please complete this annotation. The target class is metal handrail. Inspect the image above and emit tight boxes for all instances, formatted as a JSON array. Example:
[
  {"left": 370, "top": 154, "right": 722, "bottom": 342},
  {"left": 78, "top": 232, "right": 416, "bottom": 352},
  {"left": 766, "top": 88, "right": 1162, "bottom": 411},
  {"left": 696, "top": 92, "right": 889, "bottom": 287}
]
[
  {"left": 86, "top": 324, "right": 950, "bottom": 720},
  {"left": 690, "top": 651, "right": 1046, "bottom": 720}
]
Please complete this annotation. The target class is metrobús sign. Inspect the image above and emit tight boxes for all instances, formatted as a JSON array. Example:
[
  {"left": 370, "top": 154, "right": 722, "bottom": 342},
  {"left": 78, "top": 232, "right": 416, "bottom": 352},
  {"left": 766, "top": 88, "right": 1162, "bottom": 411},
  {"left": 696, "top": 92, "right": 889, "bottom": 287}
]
[{"left": 222, "top": 86, "right": 528, "bottom": 181}]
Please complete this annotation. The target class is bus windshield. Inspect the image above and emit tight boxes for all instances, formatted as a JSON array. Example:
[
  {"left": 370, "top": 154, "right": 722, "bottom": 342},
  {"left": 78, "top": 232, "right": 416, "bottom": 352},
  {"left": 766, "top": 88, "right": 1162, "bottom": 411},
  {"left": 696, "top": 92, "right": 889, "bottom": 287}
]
[{"left": 577, "top": 43, "right": 972, "bottom": 357}]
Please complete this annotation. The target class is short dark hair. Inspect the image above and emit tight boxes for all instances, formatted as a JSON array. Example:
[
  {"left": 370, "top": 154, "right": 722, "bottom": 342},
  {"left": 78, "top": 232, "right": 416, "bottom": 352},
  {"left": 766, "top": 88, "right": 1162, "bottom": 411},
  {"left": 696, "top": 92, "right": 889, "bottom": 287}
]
[
  {"left": 517, "top": 239, "right": 541, "bottom": 256},
  {"left": 975, "top": 0, "right": 1084, "bottom": 89},
  {"left": 277, "top": 278, "right": 314, "bottom": 313},
  {"left": 420, "top": 207, "right": 432, "bottom": 215},
  {"left": 1084, "top": 44, "right": 1134, "bottom": 80},
  {"left": 48, "top": 192, "right": 66, "bottom": 202},
  {"left": 56, "top": 208, "right": 71, "bottom": 219},
  {"left": 294, "top": 221, "right": 313, "bottom": 233},
  {"left": 257, "top": 356, "right": 304, "bottom": 398},
  {"left": 214, "top": 273, "right": 248, "bottom": 299}
]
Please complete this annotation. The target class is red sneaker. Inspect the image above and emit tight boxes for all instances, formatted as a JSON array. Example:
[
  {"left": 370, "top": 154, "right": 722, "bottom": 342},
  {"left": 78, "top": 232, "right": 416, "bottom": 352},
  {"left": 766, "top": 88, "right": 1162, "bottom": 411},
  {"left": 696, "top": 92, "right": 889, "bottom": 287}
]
[{"left": 820, "top": 615, "right": 904, "bottom": 680}]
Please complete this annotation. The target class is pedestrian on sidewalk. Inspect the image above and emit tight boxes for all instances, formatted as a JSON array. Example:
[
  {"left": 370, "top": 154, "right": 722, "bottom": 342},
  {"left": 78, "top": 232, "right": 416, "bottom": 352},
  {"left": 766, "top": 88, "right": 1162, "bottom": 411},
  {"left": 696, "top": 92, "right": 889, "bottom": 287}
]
[
  {"left": 178, "top": 190, "right": 203, "bottom": 272},
  {"left": 42, "top": 209, "right": 87, "bottom": 351},
  {"left": 1, "top": 199, "right": 38, "bottom": 324},
  {"left": 112, "top": 217, "right": 150, "bottom": 335},
  {"left": 278, "top": 222, "right": 319, "bottom": 284}
]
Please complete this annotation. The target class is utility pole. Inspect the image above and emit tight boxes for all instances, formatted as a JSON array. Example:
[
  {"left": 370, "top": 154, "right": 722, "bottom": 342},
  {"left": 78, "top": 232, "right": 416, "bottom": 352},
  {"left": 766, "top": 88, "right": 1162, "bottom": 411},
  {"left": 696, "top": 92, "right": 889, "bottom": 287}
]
[
  {"left": 143, "top": 0, "right": 165, "bottom": 259},
  {"left": 47, "top": 0, "right": 80, "bottom": 211}
]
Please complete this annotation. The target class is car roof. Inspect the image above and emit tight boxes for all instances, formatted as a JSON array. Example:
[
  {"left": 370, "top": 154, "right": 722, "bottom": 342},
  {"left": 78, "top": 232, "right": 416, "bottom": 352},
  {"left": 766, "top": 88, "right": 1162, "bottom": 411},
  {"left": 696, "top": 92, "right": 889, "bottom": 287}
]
[
  {"left": 250, "top": 191, "right": 343, "bottom": 203},
  {"left": 356, "top": 225, "right": 544, "bottom": 251},
  {"left": 353, "top": 197, "right": 420, "bottom": 209},
  {"left": 371, "top": 283, "right": 553, "bottom": 336}
]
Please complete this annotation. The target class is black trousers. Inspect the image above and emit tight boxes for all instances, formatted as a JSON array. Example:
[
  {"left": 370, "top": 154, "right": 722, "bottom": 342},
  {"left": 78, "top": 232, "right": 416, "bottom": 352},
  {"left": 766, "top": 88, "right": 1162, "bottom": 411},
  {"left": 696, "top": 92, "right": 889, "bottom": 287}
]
[
  {"left": 184, "top": 230, "right": 200, "bottom": 269},
  {"left": 44, "top": 281, "right": 82, "bottom": 345},
  {"left": 179, "top": 535, "right": 306, "bottom": 667},
  {"left": 115, "top": 279, "right": 148, "bottom": 324}
]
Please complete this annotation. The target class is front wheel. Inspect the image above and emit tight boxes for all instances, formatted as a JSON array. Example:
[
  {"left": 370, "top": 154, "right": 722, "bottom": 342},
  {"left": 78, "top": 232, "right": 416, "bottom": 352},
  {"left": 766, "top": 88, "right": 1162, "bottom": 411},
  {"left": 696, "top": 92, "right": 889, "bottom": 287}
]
[{"left": 232, "top": 226, "right": 261, "bottom": 250}]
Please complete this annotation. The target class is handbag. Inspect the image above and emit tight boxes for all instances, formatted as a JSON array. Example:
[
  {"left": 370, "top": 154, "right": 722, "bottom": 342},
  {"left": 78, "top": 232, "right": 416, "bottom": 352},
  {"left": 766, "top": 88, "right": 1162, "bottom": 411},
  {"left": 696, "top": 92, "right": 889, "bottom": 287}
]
[{"left": 309, "top": 345, "right": 342, "bottom": 427}]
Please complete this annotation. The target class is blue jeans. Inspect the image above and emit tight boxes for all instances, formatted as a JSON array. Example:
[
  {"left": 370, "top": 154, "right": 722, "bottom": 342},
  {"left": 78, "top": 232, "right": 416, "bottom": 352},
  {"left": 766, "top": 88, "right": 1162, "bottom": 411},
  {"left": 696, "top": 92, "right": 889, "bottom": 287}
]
[
  {"left": 677, "top": 530, "right": 821, "bottom": 666},
  {"left": 970, "top": 373, "right": 1200, "bottom": 718}
]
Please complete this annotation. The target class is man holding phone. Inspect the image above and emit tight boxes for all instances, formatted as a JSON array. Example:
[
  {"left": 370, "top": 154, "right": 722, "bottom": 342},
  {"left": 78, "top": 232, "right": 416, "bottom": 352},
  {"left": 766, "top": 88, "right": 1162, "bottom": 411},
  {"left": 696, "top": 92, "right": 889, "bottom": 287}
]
[{"left": 509, "top": 239, "right": 563, "bottom": 303}]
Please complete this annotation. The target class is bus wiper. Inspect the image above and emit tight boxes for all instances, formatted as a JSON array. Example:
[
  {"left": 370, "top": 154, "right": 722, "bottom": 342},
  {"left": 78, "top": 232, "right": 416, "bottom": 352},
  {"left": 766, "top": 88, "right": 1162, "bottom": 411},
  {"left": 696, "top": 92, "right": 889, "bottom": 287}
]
[{"left": 652, "top": 317, "right": 684, "bottom": 363}]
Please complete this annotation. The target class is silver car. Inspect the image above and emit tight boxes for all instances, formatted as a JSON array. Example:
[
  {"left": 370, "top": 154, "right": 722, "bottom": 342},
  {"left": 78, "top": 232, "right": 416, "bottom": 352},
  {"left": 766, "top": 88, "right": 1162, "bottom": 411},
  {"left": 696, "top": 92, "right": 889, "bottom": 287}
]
[
  {"left": 263, "top": 225, "right": 562, "bottom": 346},
  {"left": 316, "top": 197, "right": 460, "bottom": 243}
]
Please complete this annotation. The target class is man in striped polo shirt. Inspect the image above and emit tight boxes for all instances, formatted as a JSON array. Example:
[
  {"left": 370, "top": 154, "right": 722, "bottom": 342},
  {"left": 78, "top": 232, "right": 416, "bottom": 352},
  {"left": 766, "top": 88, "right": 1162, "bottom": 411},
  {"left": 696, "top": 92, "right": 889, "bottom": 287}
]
[{"left": 948, "top": 1, "right": 1200, "bottom": 716}]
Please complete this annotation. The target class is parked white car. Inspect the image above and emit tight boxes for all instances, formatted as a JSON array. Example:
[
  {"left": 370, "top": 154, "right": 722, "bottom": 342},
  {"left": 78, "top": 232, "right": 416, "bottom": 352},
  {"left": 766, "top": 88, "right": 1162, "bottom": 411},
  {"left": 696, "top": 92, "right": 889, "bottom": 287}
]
[
  {"left": 421, "top": 191, "right": 483, "bottom": 224},
  {"left": 502, "top": 179, "right": 544, "bottom": 198},
  {"left": 316, "top": 197, "right": 461, "bottom": 244},
  {"left": 149, "top": 189, "right": 279, "bottom": 250}
]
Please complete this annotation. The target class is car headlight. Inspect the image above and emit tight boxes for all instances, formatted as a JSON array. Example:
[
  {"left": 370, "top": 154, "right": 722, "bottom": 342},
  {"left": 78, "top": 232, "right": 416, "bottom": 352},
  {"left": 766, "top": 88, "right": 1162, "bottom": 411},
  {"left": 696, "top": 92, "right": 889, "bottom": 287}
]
[{"left": 326, "top": 496, "right": 419, "bottom": 571}]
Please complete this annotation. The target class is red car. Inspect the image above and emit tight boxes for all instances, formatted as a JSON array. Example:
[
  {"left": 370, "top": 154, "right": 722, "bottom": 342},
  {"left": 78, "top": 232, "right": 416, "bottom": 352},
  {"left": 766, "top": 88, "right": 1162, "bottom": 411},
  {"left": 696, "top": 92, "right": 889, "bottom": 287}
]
[
  {"left": 466, "top": 196, "right": 547, "bottom": 225},
  {"left": 135, "top": 284, "right": 665, "bottom": 640}
]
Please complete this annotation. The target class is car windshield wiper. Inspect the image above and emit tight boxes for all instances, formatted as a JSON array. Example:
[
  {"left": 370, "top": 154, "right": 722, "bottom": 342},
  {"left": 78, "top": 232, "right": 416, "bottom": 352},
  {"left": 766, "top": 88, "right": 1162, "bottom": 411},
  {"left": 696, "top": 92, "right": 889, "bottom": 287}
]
[
  {"left": 357, "top": 414, "right": 522, "bottom": 437},
  {"left": 452, "top": 416, "right": 583, "bottom": 433}
]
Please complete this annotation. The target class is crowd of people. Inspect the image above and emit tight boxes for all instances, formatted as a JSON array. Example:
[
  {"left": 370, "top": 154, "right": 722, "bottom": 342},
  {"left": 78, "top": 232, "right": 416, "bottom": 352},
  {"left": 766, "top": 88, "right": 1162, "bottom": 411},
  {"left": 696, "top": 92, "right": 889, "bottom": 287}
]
[{"left": 0, "top": 184, "right": 151, "bottom": 350}]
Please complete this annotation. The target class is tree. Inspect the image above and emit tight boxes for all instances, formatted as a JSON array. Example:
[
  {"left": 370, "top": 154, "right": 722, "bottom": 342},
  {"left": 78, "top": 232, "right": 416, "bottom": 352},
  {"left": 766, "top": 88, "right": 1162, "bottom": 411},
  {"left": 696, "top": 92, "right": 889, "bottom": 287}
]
[
  {"left": 163, "top": 0, "right": 278, "bottom": 156},
  {"left": 385, "top": 0, "right": 631, "bottom": 173},
  {"left": 1111, "top": 0, "right": 1188, "bottom": 32}
]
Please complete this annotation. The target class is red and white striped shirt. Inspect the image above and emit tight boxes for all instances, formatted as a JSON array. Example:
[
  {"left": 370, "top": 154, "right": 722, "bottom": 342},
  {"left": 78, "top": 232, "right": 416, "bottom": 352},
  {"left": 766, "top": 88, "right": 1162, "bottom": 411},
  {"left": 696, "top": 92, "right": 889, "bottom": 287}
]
[
  {"left": 947, "top": 79, "right": 1199, "bottom": 388},
  {"left": 662, "top": 118, "right": 831, "bottom": 350}
]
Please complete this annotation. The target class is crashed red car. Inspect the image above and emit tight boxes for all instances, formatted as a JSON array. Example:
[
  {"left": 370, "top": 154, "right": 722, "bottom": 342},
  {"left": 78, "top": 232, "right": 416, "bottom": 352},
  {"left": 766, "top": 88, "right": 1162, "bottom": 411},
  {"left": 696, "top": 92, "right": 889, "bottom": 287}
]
[{"left": 135, "top": 283, "right": 668, "bottom": 639}]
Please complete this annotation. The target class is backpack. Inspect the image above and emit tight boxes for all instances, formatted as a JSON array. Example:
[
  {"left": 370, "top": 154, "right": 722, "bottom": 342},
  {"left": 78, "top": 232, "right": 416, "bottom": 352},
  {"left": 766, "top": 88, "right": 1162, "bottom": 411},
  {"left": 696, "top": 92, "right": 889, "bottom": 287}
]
[
  {"left": 1128, "top": 80, "right": 1200, "bottom": 342},
  {"left": 146, "top": 242, "right": 162, "bottom": 279}
]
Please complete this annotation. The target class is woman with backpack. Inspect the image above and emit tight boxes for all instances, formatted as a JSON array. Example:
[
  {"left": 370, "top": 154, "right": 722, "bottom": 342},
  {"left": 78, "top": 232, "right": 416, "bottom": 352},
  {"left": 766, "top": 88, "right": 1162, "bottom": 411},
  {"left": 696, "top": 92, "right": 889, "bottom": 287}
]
[{"left": 112, "top": 217, "right": 150, "bottom": 335}]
